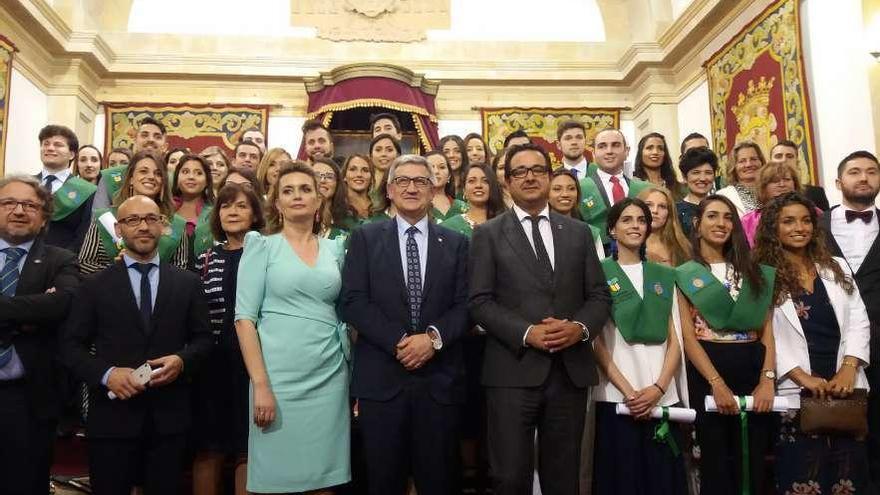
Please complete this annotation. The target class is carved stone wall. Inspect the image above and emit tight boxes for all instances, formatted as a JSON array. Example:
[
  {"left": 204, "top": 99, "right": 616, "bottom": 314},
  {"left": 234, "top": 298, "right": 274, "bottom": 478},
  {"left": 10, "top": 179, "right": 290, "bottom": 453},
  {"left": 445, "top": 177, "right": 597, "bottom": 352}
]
[{"left": 291, "top": 0, "right": 450, "bottom": 42}]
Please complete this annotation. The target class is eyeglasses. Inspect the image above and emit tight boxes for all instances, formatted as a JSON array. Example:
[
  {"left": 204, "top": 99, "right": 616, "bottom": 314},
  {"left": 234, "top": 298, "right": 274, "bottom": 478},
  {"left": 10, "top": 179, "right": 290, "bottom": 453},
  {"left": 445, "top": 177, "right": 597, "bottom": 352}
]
[
  {"left": 391, "top": 176, "right": 432, "bottom": 189},
  {"left": 508, "top": 165, "right": 549, "bottom": 179},
  {"left": 0, "top": 198, "right": 43, "bottom": 213},
  {"left": 117, "top": 214, "right": 166, "bottom": 228},
  {"left": 315, "top": 172, "right": 336, "bottom": 181}
]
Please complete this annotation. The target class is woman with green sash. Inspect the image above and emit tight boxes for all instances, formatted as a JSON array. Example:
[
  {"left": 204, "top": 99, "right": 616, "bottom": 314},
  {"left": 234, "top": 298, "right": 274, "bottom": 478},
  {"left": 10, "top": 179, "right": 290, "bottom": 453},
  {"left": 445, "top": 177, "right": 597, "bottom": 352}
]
[
  {"left": 592, "top": 197, "right": 687, "bottom": 494},
  {"left": 547, "top": 168, "right": 605, "bottom": 258},
  {"left": 677, "top": 194, "right": 776, "bottom": 495},
  {"left": 78, "top": 150, "right": 190, "bottom": 274},
  {"left": 426, "top": 151, "right": 468, "bottom": 221},
  {"left": 172, "top": 154, "right": 215, "bottom": 264},
  {"left": 312, "top": 157, "right": 352, "bottom": 241},
  {"left": 441, "top": 163, "right": 506, "bottom": 237}
]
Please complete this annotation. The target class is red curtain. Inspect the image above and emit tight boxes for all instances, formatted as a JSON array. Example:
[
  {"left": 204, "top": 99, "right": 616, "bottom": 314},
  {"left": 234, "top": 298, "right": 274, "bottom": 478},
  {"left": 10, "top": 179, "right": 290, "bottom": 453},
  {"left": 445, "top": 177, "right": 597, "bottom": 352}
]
[{"left": 300, "top": 76, "right": 439, "bottom": 158}]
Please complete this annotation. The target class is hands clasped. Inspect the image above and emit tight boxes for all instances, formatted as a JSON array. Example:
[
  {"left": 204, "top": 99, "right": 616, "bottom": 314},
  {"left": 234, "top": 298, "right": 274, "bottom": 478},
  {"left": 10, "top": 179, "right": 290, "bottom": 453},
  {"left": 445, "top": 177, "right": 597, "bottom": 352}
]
[
  {"left": 397, "top": 333, "right": 435, "bottom": 371},
  {"left": 526, "top": 317, "right": 583, "bottom": 353}
]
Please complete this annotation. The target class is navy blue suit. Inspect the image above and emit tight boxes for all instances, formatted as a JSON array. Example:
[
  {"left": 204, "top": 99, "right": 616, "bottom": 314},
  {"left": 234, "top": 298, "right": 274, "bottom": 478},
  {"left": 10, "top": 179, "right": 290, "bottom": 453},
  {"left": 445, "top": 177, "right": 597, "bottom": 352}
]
[{"left": 341, "top": 217, "right": 469, "bottom": 495}]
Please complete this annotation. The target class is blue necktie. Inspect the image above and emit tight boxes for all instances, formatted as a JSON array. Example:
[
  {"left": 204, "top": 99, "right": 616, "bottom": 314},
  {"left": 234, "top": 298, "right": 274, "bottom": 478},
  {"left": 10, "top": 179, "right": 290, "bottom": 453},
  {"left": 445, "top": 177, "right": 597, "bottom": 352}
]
[
  {"left": 130, "top": 262, "right": 155, "bottom": 332},
  {"left": 0, "top": 247, "right": 26, "bottom": 367},
  {"left": 43, "top": 174, "right": 57, "bottom": 193},
  {"left": 571, "top": 168, "right": 580, "bottom": 179},
  {"left": 405, "top": 226, "right": 422, "bottom": 332}
]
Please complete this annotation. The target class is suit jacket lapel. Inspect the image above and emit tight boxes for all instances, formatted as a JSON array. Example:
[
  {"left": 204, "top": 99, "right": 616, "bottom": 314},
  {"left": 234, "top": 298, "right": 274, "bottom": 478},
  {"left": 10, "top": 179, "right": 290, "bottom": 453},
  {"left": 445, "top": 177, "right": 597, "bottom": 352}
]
[
  {"left": 150, "top": 262, "right": 173, "bottom": 335},
  {"left": 857, "top": 208, "right": 880, "bottom": 276},
  {"left": 549, "top": 212, "right": 566, "bottom": 290},
  {"left": 501, "top": 210, "right": 551, "bottom": 288},
  {"left": 820, "top": 207, "right": 844, "bottom": 258},
  {"left": 421, "top": 222, "right": 444, "bottom": 299},
  {"left": 589, "top": 169, "right": 612, "bottom": 208},
  {"left": 111, "top": 261, "right": 148, "bottom": 335},
  {"left": 780, "top": 297, "right": 803, "bottom": 339},
  {"left": 383, "top": 220, "right": 408, "bottom": 303},
  {"left": 17, "top": 238, "right": 47, "bottom": 296}
]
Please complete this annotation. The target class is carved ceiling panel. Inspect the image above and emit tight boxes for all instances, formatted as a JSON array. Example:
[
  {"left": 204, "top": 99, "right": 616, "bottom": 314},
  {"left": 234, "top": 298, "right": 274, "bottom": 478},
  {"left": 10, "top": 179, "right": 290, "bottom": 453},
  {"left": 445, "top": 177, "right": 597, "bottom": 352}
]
[{"left": 290, "top": 0, "right": 450, "bottom": 42}]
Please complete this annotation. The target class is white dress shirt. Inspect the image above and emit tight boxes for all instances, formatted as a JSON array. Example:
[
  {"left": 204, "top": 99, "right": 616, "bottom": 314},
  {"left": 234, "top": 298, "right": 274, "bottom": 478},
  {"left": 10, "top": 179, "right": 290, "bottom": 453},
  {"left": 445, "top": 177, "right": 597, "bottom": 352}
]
[
  {"left": 595, "top": 168, "right": 629, "bottom": 205},
  {"left": 40, "top": 167, "right": 71, "bottom": 195},
  {"left": 830, "top": 206, "right": 879, "bottom": 274},
  {"left": 512, "top": 204, "right": 555, "bottom": 269},
  {"left": 395, "top": 215, "right": 429, "bottom": 287},
  {"left": 563, "top": 157, "right": 589, "bottom": 180}
]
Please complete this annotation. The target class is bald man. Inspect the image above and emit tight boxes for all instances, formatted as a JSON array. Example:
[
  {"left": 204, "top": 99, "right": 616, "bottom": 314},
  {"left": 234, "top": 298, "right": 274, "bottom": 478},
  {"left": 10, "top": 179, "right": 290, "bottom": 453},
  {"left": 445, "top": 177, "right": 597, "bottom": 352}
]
[{"left": 62, "top": 195, "right": 212, "bottom": 495}]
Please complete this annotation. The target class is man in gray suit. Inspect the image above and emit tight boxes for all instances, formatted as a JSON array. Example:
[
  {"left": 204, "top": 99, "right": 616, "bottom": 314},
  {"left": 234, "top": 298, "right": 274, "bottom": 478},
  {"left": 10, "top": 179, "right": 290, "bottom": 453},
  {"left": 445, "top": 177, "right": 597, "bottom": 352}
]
[{"left": 469, "top": 143, "right": 611, "bottom": 495}]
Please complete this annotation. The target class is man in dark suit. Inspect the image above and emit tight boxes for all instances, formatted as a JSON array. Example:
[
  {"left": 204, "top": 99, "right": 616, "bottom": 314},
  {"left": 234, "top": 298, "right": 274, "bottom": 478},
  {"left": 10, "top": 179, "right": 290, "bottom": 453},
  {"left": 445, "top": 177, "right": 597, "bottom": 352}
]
[
  {"left": 470, "top": 143, "right": 611, "bottom": 495},
  {"left": 341, "top": 154, "right": 470, "bottom": 495},
  {"left": 35, "top": 124, "right": 96, "bottom": 252},
  {"left": 61, "top": 195, "right": 212, "bottom": 494},
  {"left": 820, "top": 150, "right": 880, "bottom": 484},
  {"left": 0, "top": 175, "right": 80, "bottom": 495},
  {"left": 771, "top": 139, "right": 830, "bottom": 210}
]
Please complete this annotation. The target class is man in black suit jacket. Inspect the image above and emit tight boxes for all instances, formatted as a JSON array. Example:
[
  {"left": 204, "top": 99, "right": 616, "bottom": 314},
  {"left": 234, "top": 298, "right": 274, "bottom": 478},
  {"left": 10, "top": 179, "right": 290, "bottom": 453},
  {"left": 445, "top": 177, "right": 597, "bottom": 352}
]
[
  {"left": 61, "top": 195, "right": 212, "bottom": 494},
  {"left": 820, "top": 150, "right": 880, "bottom": 483},
  {"left": 470, "top": 143, "right": 611, "bottom": 495},
  {"left": 341, "top": 155, "right": 469, "bottom": 495},
  {"left": 35, "top": 124, "right": 96, "bottom": 252},
  {"left": 770, "top": 140, "right": 831, "bottom": 211},
  {"left": 0, "top": 175, "right": 80, "bottom": 495}
]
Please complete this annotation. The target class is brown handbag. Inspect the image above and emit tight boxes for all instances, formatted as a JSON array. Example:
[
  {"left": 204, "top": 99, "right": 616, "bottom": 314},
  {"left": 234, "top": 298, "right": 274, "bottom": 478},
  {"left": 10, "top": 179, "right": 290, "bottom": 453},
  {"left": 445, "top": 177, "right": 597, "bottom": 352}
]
[{"left": 799, "top": 388, "right": 868, "bottom": 438}]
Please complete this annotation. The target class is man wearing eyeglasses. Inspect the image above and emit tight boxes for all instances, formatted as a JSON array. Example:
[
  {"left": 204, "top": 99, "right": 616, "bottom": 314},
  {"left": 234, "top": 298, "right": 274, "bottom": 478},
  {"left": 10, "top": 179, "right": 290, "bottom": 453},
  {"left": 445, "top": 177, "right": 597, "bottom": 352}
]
[
  {"left": 341, "top": 155, "right": 470, "bottom": 495},
  {"left": 61, "top": 195, "right": 212, "bottom": 494},
  {"left": 469, "top": 143, "right": 611, "bottom": 495},
  {"left": 0, "top": 175, "right": 80, "bottom": 495}
]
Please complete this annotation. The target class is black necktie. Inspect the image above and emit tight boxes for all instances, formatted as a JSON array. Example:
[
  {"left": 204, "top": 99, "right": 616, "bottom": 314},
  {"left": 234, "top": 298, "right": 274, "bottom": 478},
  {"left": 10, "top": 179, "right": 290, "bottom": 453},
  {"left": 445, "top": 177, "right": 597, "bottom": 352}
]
[
  {"left": 845, "top": 209, "right": 874, "bottom": 224},
  {"left": 43, "top": 175, "right": 57, "bottom": 192},
  {"left": 130, "top": 263, "right": 155, "bottom": 331},
  {"left": 528, "top": 215, "right": 553, "bottom": 280}
]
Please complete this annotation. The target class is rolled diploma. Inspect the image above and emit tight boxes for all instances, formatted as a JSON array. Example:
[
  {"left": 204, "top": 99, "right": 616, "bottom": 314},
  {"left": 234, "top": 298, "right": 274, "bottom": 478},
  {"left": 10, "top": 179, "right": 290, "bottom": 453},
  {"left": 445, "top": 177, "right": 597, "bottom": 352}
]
[
  {"left": 615, "top": 404, "right": 696, "bottom": 423},
  {"left": 704, "top": 395, "right": 789, "bottom": 412}
]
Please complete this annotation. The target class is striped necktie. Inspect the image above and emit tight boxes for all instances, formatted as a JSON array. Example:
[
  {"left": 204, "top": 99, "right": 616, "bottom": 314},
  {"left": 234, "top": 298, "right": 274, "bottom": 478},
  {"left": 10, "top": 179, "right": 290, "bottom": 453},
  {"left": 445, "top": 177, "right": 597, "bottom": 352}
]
[{"left": 0, "top": 247, "right": 26, "bottom": 367}]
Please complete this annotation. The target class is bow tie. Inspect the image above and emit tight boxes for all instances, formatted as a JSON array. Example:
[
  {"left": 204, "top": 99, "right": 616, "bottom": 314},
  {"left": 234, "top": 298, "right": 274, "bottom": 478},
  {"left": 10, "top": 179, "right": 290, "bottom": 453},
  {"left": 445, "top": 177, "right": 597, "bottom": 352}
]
[{"left": 845, "top": 209, "right": 874, "bottom": 224}]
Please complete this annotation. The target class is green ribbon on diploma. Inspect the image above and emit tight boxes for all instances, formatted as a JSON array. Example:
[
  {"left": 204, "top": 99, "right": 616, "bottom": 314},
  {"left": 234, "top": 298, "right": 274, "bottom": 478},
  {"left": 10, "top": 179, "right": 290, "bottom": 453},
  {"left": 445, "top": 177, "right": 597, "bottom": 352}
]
[
  {"left": 652, "top": 406, "right": 680, "bottom": 457},
  {"left": 738, "top": 396, "right": 750, "bottom": 495}
]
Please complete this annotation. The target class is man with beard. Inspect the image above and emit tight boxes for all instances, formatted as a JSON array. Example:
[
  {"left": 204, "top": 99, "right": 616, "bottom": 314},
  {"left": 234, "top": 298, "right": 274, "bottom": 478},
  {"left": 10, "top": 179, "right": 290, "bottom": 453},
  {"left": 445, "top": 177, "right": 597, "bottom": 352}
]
[
  {"left": 821, "top": 150, "right": 880, "bottom": 486},
  {"left": 93, "top": 117, "right": 168, "bottom": 211},
  {"left": 577, "top": 128, "right": 650, "bottom": 248},
  {"left": 0, "top": 176, "right": 80, "bottom": 495},
  {"left": 556, "top": 120, "right": 589, "bottom": 179},
  {"left": 35, "top": 125, "right": 96, "bottom": 252},
  {"left": 62, "top": 195, "right": 212, "bottom": 494},
  {"left": 302, "top": 120, "right": 346, "bottom": 167}
]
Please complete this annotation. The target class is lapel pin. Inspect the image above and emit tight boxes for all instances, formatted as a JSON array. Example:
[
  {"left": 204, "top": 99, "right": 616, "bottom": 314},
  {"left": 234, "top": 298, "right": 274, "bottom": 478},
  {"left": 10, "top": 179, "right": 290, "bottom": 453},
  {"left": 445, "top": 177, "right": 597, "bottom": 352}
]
[
  {"left": 33, "top": 259, "right": 42, "bottom": 264},
  {"left": 438, "top": 237, "right": 443, "bottom": 243}
]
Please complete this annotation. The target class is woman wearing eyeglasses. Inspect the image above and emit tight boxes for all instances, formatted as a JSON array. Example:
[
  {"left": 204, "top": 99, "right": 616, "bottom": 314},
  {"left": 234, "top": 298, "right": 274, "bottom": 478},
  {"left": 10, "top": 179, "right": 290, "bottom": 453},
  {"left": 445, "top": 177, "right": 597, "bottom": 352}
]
[
  {"left": 78, "top": 150, "right": 190, "bottom": 274},
  {"left": 312, "top": 158, "right": 355, "bottom": 240}
]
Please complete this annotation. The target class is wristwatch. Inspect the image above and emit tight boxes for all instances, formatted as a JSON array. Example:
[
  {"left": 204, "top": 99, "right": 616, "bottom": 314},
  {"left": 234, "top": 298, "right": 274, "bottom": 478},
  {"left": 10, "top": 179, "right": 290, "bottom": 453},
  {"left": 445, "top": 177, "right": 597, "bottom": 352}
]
[
  {"left": 427, "top": 328, "right": 443, "bottom": 351},
  {"left": 762, "top": 369, "right": 776, "bottom": 380},
  {"left": 575, "top": 321, "right": 589, "bottom": 342}
]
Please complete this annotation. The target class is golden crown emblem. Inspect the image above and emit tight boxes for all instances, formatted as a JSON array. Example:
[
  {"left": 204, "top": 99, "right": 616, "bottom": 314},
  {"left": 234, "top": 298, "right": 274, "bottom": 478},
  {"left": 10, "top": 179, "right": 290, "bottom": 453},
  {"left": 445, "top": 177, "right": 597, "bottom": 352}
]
[{"left": 731, "top": 76, "right": 775, "bottom": 119}]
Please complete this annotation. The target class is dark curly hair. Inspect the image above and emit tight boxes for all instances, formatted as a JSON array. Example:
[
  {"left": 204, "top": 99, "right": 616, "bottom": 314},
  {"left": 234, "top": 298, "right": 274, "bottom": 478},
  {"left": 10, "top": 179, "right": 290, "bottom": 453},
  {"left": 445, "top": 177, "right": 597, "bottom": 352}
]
[
  {"left": 753, "top": 192, "right": 853, "bottom": 304},
  {"left": 691, "top": 194, "right": 765, "bottom": 296}
]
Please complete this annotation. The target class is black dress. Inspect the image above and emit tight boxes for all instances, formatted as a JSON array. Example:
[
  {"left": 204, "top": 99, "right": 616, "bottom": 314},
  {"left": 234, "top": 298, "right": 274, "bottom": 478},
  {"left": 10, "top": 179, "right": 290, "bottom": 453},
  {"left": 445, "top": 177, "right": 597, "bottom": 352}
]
[
  {"left": 775, "top": 278, "right": 870, "bottom": 494},
  {"left": 676, "top": 200, "right": 699, "bottom": 237},
  {"left": 192, "top": 246, "right": 249, "bottom": 456}
]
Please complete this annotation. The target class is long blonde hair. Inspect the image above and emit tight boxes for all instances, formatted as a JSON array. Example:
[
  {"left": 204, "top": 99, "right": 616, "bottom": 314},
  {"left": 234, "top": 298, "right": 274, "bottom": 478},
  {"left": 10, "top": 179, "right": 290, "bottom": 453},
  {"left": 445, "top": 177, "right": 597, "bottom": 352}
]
[
  {"left": 257, "top": 147, "right": 292, "bottom": 197},
  {"left": 637, "top": 186, "right": 692, "bottom": 266},
  {"left": 114, "top": 150, "right": 175, "bottom": 218}
]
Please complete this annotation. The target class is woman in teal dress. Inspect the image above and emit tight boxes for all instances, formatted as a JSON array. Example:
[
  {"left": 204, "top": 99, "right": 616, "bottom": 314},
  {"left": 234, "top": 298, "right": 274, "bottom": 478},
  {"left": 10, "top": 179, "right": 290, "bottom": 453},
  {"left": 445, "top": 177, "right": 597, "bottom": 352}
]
[
  {"left": 235, "top": 161, "right": 351, "bottom": 494},
  {"left": 426, "top": 151, "right": 467, "bottom": 221}
]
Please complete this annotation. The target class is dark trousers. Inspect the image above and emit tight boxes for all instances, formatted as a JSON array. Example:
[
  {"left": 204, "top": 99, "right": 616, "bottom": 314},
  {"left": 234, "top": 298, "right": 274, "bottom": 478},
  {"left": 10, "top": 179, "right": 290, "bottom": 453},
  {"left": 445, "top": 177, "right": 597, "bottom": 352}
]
[
  {"left": 358, "top": 380, "right": 462, "bottom": 495},
  {"left": 88, "top": 420, "right": 187, "bottom": 495},
  {"left": 0, "top": 380, "right": 56, "bottom": 495},
  {"left": 689, "top": 341, "right": 774, "bottom": 495},
  {"left": 485, "top": 359, "right": 588, "bottom": 495},
  {"left": 867, "top": 325, "right": 880, "bottom": 489}
]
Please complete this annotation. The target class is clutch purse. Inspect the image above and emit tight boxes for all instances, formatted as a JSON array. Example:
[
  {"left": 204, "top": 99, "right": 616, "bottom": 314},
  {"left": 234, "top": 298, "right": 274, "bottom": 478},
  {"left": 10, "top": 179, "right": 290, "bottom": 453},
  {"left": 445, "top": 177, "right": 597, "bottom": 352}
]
[{"left": 799, "top": 388, "right": 868, "bottom": 438}]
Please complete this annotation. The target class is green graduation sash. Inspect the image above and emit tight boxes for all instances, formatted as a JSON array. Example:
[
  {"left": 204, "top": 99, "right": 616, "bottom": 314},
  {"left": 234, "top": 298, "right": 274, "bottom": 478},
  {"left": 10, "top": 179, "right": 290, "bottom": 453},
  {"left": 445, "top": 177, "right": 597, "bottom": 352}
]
[
  {"left": 432, "top": 199, "right": 468, "bottom": 222},
  {"left": 100, "top": 165, "right": 128, "bottom": 204},
  {"left": 52, "top": 176, "right": 97, "bottom": 221},
  {"left": 95, "top": 208, "right": 186, "bottom": 261},
  {"left": 601, "top": 259, "right": 675, "bottom": 344},
  {"left": 191, "top": 205, "right": 215, "bottom": 258},
  {"left": 675, "top": 261, "right": 775, "bottom": 332},
  {"left": 579, "top": 176, "right": 652, "bottom": 243},
  {"left": 439, "top": 214, "right": 474, "bottom": 238}
]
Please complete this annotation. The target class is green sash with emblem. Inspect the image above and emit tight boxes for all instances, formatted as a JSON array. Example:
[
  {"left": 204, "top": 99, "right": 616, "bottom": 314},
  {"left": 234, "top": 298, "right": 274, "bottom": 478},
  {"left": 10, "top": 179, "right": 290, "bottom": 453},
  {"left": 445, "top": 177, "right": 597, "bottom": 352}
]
[
  {"left": 675, "top": 261, "right": 775, "bottom": 331},
  {"left": 191, "top": 205, "right": 215, "bottom": 258},
  {"left": 95, "top": 207, "right": 186, "bottom": 261},
  {"left": 52, "top": 176, "right": 97, "bottom": 221},
  {"left": 602, "top": 259, "right": 675, "bottom": 344},
  {"left": 100, "top": 165, "right": 128, "bottom": 204},
  {"left": 579, "top": 176, "right": 652, "bottom": 243}
]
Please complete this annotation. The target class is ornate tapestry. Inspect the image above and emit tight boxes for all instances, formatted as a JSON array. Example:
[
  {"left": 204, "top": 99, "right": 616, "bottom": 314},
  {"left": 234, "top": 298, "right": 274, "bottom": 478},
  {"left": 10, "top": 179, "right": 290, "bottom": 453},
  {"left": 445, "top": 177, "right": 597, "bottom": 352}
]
[
  {"left": 705, "top": 0, "right": 818, "bottom": 184},
  {"left": 103, "top": 103, "right": 270, "bottom": 157},
  {"left": 481, "top": 107, "right": 620, "bottom": 167},
  {"left": 0, "top": 35, "right": 17, "bottom": 174}
]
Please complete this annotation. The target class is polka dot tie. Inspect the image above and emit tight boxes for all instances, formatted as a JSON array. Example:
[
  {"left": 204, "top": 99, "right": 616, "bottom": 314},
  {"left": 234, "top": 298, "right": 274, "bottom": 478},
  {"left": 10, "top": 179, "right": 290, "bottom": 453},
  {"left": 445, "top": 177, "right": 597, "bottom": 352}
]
[{"left": 405, "top": 226, "right": 422, "bottom": 332}]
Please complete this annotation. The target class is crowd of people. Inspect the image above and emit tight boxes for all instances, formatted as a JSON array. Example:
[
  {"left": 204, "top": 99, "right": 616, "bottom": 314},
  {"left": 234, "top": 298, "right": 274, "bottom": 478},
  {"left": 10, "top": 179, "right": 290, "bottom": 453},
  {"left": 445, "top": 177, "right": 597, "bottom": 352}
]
[{"left": 1, "top": 111, "right": 879, "bottom": 495}]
